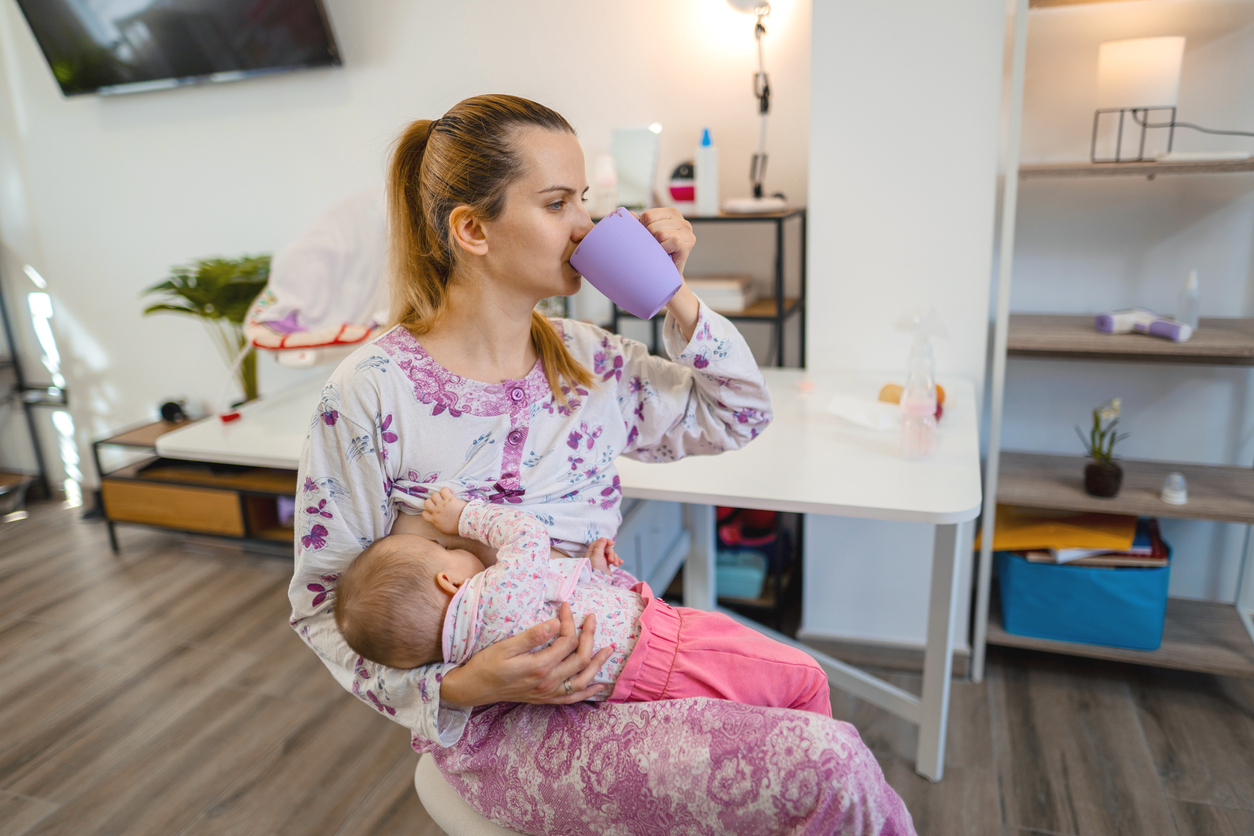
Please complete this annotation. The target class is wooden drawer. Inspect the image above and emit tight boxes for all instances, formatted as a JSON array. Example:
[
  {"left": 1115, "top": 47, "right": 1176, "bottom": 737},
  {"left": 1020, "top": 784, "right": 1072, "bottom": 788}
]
[{"left": 101, "top": 478, "right": 245, "bottom": 537}]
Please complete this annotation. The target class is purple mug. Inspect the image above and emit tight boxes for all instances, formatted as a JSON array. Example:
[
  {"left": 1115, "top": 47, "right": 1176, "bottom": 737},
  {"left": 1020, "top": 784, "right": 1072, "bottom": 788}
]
[{"left": 570, "top": 208, "right": 683, "bottom": 320}]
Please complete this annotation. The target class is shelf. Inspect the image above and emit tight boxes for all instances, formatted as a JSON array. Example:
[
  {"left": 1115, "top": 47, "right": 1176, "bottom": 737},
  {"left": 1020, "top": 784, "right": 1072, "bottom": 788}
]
[
  {"left": 998, "top": 451, "right": 1254, "bottom": 525},
  {"left": 619, "top": 297, "right": 801, "bottom": 322},
  {"left": 1020, "top": 159, "right": 1254, "bottom": 180},
  {"left": 0, "top": 470, "right": 34, "bottom": 497},
  {"left": 21, "top": 386, "right": 68, "bottom": 407},
  {"left": 721, "top": 297, "right": 801, "bottom": 320},
  {"left": 1008, "top": 315, "right": 1254, "bottom": 366},
  {"left": 987, "top": 595, "right": 1254, "bottom": 678},
  {"left": 252, "top": 525, "right": 295, "bottom": 543},
  {"left": 592, "top": 208, "right": 804, "bottom": 223},
  {"left": 106, "top": 457, "right": 298, "bottom": 496},
  {"left": 100, "top": 420, "right": 194, "bottom": 449}
]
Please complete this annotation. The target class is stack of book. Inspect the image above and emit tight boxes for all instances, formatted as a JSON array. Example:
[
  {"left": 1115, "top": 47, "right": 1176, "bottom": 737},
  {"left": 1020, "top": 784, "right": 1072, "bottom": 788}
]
[
  {"left": 1023, "top": 518, "right": 1168, "bottom": 568},
  {"left": 686, "top": 275, "right": 758, "bottom": 313},
  {"left": 976, "top": 504, "right": 1169, "bottom": 568}
]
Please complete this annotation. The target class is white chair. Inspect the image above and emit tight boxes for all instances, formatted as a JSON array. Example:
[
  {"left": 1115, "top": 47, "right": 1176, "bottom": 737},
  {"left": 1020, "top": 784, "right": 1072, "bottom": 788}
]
[{"left": 414, "top": 754, "right": 527, "bottom": 836}]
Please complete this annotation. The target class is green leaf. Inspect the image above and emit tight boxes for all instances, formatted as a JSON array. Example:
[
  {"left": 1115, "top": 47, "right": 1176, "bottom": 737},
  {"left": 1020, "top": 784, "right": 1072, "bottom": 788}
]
[{"left": 141, "top": 254, "right": 271, "bottom": 325}]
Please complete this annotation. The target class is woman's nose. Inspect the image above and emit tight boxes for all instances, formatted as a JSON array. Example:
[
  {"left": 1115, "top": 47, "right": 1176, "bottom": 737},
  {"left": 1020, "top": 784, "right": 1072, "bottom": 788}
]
[{"left": 573, "top": 209, "right": 594, "bottom": 243}]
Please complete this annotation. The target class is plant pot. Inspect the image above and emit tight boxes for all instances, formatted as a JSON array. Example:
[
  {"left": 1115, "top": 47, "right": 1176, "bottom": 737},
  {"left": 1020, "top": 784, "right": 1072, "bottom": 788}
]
[{"left": 1084, "top": 461, "right": 1123, "bottom": 498}]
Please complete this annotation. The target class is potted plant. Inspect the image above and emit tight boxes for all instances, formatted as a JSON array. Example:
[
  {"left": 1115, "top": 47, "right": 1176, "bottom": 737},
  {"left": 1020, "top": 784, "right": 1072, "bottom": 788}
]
[
  {"left": 1076, "top": 398, "right": 1130, "bottom": 498},
  {"left": 142, "top": 256, "right": 270, "bottom": 404}
]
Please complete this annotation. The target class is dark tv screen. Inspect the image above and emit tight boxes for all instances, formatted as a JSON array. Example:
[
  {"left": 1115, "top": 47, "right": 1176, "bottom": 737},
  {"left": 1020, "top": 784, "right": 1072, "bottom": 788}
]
[{"left": 16, "top": 0, "right": 341, "bottom": 97}]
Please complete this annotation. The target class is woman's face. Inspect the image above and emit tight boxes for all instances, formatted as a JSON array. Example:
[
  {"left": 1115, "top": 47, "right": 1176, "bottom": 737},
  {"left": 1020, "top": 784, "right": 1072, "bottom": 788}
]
[{"left": 481, "top": 128, "right": 594, "bottom": 302}]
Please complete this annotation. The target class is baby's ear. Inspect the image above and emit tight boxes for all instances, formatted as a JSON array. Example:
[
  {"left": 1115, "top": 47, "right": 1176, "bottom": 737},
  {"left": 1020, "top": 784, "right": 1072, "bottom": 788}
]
[{"left": 435, "top": 571, "right": 463, "bottom": 596}]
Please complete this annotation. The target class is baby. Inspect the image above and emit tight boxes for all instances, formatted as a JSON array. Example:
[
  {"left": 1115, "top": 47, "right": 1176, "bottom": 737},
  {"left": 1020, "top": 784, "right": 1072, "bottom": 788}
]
[{"left": 334, "top": 488, "right": 831, "bottom": 716}]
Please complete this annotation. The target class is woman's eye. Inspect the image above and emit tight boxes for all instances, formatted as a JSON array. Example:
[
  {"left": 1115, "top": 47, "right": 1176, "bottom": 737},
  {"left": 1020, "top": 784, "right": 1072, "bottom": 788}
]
[{"left": 548, "top": 200, "right": 565, "bottom": 211}]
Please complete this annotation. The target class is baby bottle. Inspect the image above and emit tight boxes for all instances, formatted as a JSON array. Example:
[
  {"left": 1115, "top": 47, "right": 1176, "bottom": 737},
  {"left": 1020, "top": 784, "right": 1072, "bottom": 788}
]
[{"left": 900, "top": 342, "right": 937, "bottom": 460}]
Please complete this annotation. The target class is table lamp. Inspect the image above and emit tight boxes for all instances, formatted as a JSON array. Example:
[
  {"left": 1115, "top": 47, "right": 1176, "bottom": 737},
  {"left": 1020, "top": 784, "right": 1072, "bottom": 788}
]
[
  {"left": 1091, "top": 36, "right": 1185, "bottom": 162},
  {"left": 722, "top": 0, "right": 786, "bottom": 213}
]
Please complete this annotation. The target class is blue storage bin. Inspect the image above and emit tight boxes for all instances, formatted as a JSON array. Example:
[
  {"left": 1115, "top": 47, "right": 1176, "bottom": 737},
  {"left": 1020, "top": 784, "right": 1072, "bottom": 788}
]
[
  {"left": 716, "top": 549, "right": 768, "bottom": 599},
  {"left": 996, "top": 550, "right": 1171, "bottom": 651}
]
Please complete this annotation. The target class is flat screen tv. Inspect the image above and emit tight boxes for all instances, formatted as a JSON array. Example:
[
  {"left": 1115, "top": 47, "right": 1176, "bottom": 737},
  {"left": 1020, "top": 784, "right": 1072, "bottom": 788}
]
[{"left": 16, "top": 0, "right": 341, "bottom": 97}]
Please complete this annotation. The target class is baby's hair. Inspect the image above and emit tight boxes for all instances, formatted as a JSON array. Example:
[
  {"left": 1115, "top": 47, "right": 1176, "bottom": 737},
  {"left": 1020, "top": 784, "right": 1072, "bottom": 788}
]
[{"left": 333, "top": 535, "right": 448, "bottom": 669}]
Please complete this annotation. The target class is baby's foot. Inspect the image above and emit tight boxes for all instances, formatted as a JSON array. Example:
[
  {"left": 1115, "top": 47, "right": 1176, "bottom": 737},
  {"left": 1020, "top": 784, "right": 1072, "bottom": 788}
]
[{"left": 422, "top": 487, "right": 467, "bottom": 536}]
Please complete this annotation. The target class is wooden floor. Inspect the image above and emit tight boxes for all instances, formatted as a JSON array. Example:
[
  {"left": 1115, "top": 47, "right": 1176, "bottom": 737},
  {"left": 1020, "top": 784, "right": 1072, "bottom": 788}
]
[{"left": 3, "top": 503, "right": 1254, "bottom": 836}]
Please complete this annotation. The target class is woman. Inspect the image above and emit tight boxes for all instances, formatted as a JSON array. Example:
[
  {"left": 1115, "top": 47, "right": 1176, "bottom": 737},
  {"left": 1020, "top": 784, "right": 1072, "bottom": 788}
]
[{"left": 289, "top": 94, "right": 913, "bottom": 835}]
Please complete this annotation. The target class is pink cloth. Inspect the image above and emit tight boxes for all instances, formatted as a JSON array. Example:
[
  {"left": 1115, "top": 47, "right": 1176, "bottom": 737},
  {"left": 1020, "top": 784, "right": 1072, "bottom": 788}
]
[
  {"left": 415, "top": 567, "right": 918, "bottom": 835},
  {"left": 610, "top": 583, "right": 832, "bottom": 717}
]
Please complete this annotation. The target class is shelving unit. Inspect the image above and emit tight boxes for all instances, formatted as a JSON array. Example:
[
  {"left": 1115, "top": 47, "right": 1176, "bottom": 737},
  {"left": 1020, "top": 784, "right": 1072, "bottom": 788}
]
[
  {"left": 608, "top": 208, "right": 807, "bottom": 368},
  {"left": 973, "top": 0, "right": 1254, "bottom": 681},
  {"left": 980, "top": 309, "right": 1254, "bottom": 681},
  {"left": 1020, "top": 158, "right": 1254, "bottom": 179},
  {"left": 0, "top": 258, "right": 64, "bottom": 509},
  {"left": 94, "top": 420, "right": 297, "bottom": 553}
]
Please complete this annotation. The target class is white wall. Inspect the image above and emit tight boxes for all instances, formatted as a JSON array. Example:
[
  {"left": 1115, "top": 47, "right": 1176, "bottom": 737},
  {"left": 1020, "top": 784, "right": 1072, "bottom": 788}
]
[
  {"left": 800, "top": 0, "right": 1006, "bottom": 648},
  {"left": 1007, "top": 0, "right": 1254, "bottom": 601},
  {"left": 0, "top": 0, "right": 812, "bottom": 487}
]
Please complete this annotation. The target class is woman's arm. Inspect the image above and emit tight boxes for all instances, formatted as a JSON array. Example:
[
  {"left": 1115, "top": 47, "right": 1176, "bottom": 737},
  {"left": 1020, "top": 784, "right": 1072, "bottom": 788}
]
[
  {"left": 290, "top": 375, "right": 610, "bottom": 746},
  {"left": 611, "top": 301, "right": 773, "bottom": 462}
]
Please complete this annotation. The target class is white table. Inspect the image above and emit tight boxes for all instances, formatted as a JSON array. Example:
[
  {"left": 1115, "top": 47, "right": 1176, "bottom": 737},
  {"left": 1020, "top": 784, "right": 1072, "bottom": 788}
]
[{"left": 157, "top": 368, "right": 982, "bottom": 781}]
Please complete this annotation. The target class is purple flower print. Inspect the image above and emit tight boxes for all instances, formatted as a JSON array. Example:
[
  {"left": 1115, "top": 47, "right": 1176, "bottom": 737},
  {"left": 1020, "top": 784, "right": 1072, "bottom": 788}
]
[
  {"left": 320, "top": 406, "right": 338, "bottom": 426},
  {"left": 734, "top": 407, "right": 764, "bottom": 424},
  {"left": 626, "top": 425, "right": 639, "bottom": 446},
  {"left": 488, "top": 482, "right": 525, "bottom": 505},
  {"left": 366, "top": 691, "right": 397, "bottom": 716},
  {"left": 697, "top": 320, "right": 712, "bottom": 341},
  {"left": 693, "top": 354, "right": 710, "bottom": 369},
  {"left": 633, "top": 402, "right": 646, "bottom": 421},
  {"left": 567, "top": 455, "right": 584, "bottom": 472},
  {"left": 305, "top": 499, "right": 333, "bottom": 519},
  {"left": 301, "top": 524, "right": 328, "bottom": 550},
  {"left": 307, "top": 572, "right": 338, "bottom": 607},
  {"left": 566, "top": 429, "right": 582, "bottom": 450},
  {"left": 593, "top": 341, "right": 625, "bottom": 381},
  {"left": 350, "top": 657, "right": 396, "bottom": 716},
  {"left": 583, "top": 466, "right": 599, "bottom": 480},
  {"left": 628, "top": 376, "right": 643, "bottom": 394},
  {"left": 600, "top": 475, "right": 621, "bottom": 510},
  {"left": 379, "top": 413, "right": 398, "bottom": 443},
  {"left": 302, "top": 477, "right": 318, "bottom": 493},
  {"left": 579, "top": 422, "right": 602, "bottom": 451}
]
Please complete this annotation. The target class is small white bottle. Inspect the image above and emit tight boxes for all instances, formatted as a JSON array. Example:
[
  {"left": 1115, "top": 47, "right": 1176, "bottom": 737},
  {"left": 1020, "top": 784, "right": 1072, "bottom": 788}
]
[
  {"left": 900, "top": 343, "right": 937, "bottom": 460},
  {"left": 1177, "top": 269, "right": 1200, "bottom": 331},
  {"left": 694, "top": 128, "right": 720, "bottom": 217}
]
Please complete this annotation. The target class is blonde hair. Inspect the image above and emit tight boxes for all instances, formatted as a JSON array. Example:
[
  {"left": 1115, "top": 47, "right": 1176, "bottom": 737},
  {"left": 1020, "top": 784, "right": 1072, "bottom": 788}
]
[{"left": 388, "top": 94, "right": 595, "bottom": 406}]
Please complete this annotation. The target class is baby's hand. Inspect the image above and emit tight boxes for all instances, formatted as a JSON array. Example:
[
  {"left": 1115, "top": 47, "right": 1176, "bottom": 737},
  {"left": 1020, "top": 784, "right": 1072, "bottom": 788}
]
[
  {"left": 585, "top": 537, "right": 623, "bottom": 575},
  {"left": 422, "top": 487, "right": 467, "bottom": 536}
]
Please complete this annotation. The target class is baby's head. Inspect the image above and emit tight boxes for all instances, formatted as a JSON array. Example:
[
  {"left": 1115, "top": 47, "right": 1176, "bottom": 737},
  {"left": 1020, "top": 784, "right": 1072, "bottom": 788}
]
[{"left": 333, "top": 533, "right": 484, "bottom": 669}]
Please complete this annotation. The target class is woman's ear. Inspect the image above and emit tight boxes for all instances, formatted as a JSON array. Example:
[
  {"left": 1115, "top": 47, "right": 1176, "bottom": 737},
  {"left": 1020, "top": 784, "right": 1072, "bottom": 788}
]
[
  {"left": 449, "top": 205, "right": 489, "bottom": 257},
  {"left": 435, "top": 571, "right": 465, "bottom": 597}
]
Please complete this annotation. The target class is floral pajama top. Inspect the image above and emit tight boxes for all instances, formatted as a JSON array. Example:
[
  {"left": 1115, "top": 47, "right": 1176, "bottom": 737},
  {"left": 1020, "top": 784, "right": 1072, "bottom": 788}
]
[
  {"left": 443, "top": 501, "right": 646, "bottom": 697},
  {"left": 289, "top": 303, "right": 771, "bottom": 747}
]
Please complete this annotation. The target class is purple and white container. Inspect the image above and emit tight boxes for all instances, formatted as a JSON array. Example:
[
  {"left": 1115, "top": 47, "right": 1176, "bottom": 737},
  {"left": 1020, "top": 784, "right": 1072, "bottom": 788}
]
[{"left": 570, "top": 208, "right": 682, "bottom": 320}]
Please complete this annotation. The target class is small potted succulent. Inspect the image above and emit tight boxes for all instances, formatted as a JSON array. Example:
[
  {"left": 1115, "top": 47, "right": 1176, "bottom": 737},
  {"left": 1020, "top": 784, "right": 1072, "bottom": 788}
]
[{"left": 1076, "top": 398, "right": 1130, "bottom": 497}]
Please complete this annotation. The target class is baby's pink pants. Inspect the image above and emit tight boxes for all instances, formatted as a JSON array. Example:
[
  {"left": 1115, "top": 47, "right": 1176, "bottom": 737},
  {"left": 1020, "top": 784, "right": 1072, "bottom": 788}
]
[{"left": 608, "top": 583, "right": 832, "bottom": 717}]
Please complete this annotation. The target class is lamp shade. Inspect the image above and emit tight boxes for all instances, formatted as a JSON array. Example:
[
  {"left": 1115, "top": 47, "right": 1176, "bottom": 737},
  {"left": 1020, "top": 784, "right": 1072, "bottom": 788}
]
[{"left": 1097, "top": 37, "right": 1185, "bottom": 109}]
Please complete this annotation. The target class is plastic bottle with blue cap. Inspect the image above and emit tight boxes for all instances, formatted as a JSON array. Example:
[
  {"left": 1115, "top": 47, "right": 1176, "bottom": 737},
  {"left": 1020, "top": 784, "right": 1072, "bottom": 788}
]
[{"left": 695, "top": 128, "right": 720, "bottom": 217}]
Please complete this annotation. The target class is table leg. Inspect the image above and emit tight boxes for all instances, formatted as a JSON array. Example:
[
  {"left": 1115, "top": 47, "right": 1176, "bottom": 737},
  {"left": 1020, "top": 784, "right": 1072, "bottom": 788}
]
[
  {"left": 682, "top": 503, "right": 717, "bottom": 611},
  {"left": 916, "top": 523, "right": 961, "bottom": 781}
]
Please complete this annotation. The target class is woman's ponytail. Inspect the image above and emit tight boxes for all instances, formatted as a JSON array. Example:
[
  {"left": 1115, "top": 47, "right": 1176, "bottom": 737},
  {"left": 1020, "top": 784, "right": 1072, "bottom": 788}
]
[{"left": 388, "top": 119, "right": 449, "bottom": 334}]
